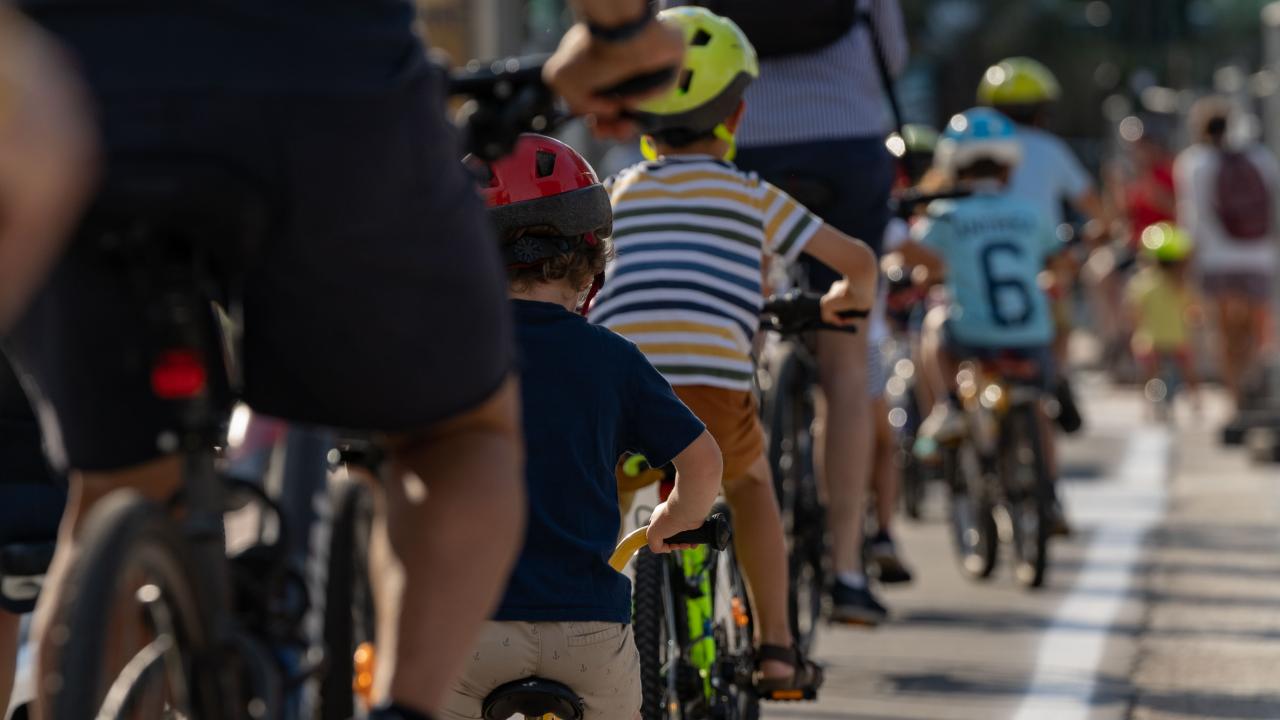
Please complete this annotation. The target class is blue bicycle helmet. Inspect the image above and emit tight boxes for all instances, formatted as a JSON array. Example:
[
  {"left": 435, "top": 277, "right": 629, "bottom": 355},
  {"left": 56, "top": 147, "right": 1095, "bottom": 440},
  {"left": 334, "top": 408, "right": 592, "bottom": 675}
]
[{"left": 934, "top": 107, "right": 1023, "bottom": 173}]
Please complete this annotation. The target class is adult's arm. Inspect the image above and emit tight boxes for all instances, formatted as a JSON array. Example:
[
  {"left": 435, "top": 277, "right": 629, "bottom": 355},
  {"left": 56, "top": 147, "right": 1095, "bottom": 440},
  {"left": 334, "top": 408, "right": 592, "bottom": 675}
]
[
  {"left": 544, "top": 0, "right": 684, "bottom": 139},
  {"left": 0, "top": 6, "right": 97, "bottom": 332}
]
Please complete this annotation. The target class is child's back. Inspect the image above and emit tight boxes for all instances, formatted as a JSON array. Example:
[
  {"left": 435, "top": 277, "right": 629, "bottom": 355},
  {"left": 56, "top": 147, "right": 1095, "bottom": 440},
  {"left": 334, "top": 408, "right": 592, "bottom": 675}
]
[
  {"left": 499, "top": 299, "right": 704, "bottom": 621},
  {"left": 1127, "top": 266, "right": 1192, "bottom": 352},
  {"left": 919, "top": 190, "right": 1059, "bottom": 349},
  {"left": 591, "top": 155, "right": 819, "bottom": 391}
]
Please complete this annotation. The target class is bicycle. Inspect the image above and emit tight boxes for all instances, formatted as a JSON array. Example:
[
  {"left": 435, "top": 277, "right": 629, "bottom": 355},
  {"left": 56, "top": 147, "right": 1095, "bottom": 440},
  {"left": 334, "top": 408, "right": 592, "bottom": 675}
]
[
  {"left": 628, "top": 483, "right": 757, "bottom": 720},
  {"left": 754, "top": 291, "right": 863, "bottom": 651},
  {"left": 41, "top": 53, "right": 674, "bottom": 719},
  {"left": 470, "top": 515, "right": 729, "bottom": 720},
  {"left": 942, "top": 352, "right": 1055, "bottom": 589}
]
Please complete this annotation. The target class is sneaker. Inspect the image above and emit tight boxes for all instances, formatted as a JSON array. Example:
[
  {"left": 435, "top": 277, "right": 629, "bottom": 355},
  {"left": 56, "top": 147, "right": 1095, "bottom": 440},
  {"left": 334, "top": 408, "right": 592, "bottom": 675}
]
[
  {"left": 867, "top": 534, "right": 914, "bottom": 585},
  {"left": 919, "top": 403, "right": 966, "bottom": 444},
  {"left": 830, "top": 580, "right": 889, "bottom": 626}
]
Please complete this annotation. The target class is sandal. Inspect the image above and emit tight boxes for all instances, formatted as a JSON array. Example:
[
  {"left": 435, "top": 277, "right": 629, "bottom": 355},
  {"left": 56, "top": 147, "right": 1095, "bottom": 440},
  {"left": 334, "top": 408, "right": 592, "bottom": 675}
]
[{"left": 753, "top": 643, "right": 824, "bottom": 701}]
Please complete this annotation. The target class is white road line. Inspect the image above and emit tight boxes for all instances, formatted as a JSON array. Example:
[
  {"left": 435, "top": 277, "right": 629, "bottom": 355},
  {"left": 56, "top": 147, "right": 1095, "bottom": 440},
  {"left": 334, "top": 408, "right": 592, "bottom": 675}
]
[{"left": 1012, "top": 427, "right": 1171, "bottom": 720}]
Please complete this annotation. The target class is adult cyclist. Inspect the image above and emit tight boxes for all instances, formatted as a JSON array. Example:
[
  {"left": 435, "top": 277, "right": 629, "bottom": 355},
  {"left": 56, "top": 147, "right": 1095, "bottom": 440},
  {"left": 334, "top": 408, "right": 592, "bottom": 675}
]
[{"left": 0, "top": 2, "right": 682, "bottom": 719}]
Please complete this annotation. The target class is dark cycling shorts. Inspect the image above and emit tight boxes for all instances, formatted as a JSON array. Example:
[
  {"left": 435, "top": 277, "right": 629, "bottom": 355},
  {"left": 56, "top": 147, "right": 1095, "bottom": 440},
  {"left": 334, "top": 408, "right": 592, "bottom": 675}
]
[
  {"left": 0, "top": 353, "right": 64, "bottom": 607},
  {"left": 7, "top": 67, "right": 514, "bottom": 471},
  {"left": 737, "top": 136, "right": 895, "bottom": 291},
  {"left": 944, "top": 326, "right": 1056, "bottom": 393}
]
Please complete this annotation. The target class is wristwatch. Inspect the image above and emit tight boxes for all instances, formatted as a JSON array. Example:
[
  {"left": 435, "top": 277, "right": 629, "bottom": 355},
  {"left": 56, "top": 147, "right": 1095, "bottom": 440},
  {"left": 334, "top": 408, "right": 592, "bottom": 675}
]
[{"left": 586, "top": 5, "right": 654, "bottom": 43}]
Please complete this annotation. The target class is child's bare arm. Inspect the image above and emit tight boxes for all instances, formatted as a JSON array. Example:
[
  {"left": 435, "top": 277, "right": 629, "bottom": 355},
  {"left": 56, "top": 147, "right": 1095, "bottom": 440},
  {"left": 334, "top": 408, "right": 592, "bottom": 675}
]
[
  {"left": 646, "top": 430, "right": 722, "bottom": 553},
  {"left": 800, "top": 223, "right": 878, "bottom": 326},
  {"left": 884, "top": 239, "right": 946, "bottom": 282}
]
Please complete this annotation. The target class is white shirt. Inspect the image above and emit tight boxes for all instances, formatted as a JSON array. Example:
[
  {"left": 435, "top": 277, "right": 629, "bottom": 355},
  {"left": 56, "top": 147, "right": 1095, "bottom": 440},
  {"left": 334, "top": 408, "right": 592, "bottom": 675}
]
[
  {"left": 1005, "top": 126, "right": 1094, "bottom": 230},
  {"left": 1173, "top": 142, "right": 1279, "bottom": 275}
]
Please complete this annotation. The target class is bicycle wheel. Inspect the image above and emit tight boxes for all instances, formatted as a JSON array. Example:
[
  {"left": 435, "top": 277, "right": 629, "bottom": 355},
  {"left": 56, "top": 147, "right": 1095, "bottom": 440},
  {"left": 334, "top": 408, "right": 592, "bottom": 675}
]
[
  {"left": 318, "top": 474, "right": 377, "bottom": 720},
  {"left": 710, "top": 524, "right": 760, "bottom": 720},
  {"left": 1002, "top": 405, "right": 1052, "bottom": 589},
  {"left": 634, "top": 547, "right": 684, "bottom": 720},
  {"left": 49, "top": 490, "right": 225, "bottom": 720},
  {"left": 764, "top": 347, "right": 824, "bottom": 653},
  {"left": 898, "top": 445, "right": 926, "bottom": 521},
  {"left": 944, "top": 443, "right": 998, "bottom": 580}
]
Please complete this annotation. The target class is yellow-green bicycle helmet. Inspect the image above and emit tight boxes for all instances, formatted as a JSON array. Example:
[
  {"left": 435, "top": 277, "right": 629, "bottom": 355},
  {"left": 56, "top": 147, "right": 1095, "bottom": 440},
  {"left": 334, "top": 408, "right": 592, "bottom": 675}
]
[
  {"left": 977, "top": 57, "right": 1062, "bottom": 107},
  {"left": 632, "top": 7, "right": 759, "bottom": 135},
  {"left": 1140, "top": 222, "right": 1193, "bottom": 263}
]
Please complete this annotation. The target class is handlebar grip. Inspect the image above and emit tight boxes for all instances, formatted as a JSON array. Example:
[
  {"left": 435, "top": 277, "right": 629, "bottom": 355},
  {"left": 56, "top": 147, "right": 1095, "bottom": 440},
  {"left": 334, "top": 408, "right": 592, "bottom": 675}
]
[
  {"left": 837, "top": 308, "right": 870, "bottom": 320},
  {"left": 663, "top": 513, "right": 732, "bottom": 551},
  {"left": 596, "top": 66, "right": 678, "bottom": 99}
]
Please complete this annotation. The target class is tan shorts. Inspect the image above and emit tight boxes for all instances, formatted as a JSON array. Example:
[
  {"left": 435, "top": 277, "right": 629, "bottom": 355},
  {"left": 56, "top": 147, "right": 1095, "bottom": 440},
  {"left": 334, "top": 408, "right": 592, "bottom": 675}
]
[
  {"left": 673, "top": 385, "right": 765, "bottom": 482},
  {"left": 442, "top": 621, "right": 641, "bottom": 720}
]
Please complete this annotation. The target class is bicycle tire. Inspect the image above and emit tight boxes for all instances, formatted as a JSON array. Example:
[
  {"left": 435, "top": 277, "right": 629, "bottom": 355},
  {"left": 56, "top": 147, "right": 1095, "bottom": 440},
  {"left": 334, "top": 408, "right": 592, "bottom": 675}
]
[
  {"left": 634, "top": 547, "right": 679, "bottom": 720},
  {"left": 944, "top": 444, "right": 998, "bottom": 580},
  {"left": 49, "top": 490, "right": 225, "bottom": 720},
  {"left": 899, "top": 447, "right": 925, "bottom": 521},
  {"left": 763, "top": 347, "right": 824, "bottom": 652},
  {"left": 1003, "top": 405, "right": 1052, "bottom": 589},
  {"left": 318, "top": 474, "right": 376, "bottom": 720},
  {"left": 712, "top": 530, "right": 760, "bottom": 720}
]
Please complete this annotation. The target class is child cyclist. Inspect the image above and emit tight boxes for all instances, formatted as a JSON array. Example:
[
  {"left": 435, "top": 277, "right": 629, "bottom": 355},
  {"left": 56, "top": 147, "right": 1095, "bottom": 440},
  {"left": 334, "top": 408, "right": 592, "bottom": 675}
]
[
  {"left": 1126, "top": 222, "right": 1201, "bottom": 410},
  {"left": 589, "top": 7, "right": 878, "bottom": 692},
  {"left": 896, "top": 108, "right": 1068, "bottom": 499},
  {"left": 445, "top": 134, "right": 724, "bottom": 720}
]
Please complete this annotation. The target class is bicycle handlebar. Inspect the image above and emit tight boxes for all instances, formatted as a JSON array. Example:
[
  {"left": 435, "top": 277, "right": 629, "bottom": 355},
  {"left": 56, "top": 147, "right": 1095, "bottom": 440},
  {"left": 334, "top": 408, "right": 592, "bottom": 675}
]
[
  {"left": 608, "top": 513, "right": 732, "bottom": 571},
  {"left": 448, "top": 55, "right": 676, "bottom": 161},
  {"left": 891, "top": 188, "right": 973, "bottom": 219},
  {"left": 760, "top": 290, "right": 866, "bottom": 336}
]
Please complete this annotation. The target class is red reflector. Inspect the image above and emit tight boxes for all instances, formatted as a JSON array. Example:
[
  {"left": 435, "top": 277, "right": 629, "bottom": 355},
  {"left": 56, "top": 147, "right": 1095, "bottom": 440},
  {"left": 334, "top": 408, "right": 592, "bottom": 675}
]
[
  {"left": 151, "top": 350, "right": 207, "bottom": 399},
  {"left": 658, "top": 479, "right": 674, "bottom": 503}
]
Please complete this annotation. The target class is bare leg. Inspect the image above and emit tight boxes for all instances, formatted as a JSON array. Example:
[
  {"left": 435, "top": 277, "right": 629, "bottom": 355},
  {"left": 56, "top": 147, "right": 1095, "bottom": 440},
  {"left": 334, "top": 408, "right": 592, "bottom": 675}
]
[
  {"left": 1215, "top": 296, "right": 1245, "bottom": 410},
  {"left": 379, "top": 377, "right": 524, "bottom": 713},
  {"left": 815, "top": 330, "right": 871, "bottom": 578},
  {"left": 721, "top": 453, "right": 791, "bottom": 677},
  {"left": 1, "top": 611, "right": 17, "bottom": 717},
  {"left": 869, "top": 395, "right": 897, "bottom": 533}
]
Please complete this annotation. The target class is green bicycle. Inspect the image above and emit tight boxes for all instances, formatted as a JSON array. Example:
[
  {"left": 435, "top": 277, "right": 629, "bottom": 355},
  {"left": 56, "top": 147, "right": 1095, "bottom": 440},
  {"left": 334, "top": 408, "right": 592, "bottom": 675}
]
[{"left": 623, "top": 458, "right": 760, "bottom": 720}]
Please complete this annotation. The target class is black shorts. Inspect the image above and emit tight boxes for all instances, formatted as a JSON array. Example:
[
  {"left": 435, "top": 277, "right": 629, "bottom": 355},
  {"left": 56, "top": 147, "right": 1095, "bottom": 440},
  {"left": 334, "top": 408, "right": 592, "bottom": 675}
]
[
  {"left": 0, "top": 354, "right": 64, "bottom": 553},
  {"left": 7, "top": 68, "right": 514, "bottom": 471}
]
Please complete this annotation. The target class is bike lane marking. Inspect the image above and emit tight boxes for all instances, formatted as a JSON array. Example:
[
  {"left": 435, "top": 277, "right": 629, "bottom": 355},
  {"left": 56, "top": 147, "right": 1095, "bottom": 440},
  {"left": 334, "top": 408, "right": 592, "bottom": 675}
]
[{"left": 1011, "top": 425, "right": 1170, "bottom": 720}]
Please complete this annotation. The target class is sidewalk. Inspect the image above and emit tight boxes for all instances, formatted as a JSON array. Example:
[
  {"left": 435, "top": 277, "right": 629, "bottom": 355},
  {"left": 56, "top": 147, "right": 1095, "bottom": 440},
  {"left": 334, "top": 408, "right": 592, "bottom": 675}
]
[{"left": 1127, "top": 395, "right": 1280, "bottom": 719}]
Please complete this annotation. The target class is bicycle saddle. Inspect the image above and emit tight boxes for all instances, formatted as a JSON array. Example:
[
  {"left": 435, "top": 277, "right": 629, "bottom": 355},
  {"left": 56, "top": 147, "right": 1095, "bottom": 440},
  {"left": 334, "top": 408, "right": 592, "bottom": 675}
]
[
  {"left": 85, "top": 159, "right": 270, "bottom": 271},
  {"left": 481, "top": 677, "right": 584, "bottom": 720}
]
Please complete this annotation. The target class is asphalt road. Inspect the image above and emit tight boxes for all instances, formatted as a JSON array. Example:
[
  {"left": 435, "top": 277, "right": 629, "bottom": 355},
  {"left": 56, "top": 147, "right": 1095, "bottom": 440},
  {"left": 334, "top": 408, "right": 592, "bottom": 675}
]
[{"left": 764, "top": 376, "right": 1280, "bottom": 720}]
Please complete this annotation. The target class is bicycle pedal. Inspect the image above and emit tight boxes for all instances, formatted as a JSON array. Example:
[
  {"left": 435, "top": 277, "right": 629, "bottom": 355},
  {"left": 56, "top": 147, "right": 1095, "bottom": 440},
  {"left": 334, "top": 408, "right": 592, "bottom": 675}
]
[{"left": 762, "top": 688, "right": 817, "bottom": 702}]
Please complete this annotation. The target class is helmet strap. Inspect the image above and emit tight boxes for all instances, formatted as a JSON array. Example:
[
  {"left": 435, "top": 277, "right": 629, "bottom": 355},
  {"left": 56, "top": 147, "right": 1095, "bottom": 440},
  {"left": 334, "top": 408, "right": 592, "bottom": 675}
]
[
  {"left": 715, "top": 124, "right": 738, "bottom": 161},
  {"left": 641, "top": 135, "right": 660, "bottom": 162}
]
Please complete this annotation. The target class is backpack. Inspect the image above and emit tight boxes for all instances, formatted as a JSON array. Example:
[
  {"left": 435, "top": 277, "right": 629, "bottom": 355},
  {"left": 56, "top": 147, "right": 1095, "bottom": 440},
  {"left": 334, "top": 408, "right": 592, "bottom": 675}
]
[
  {"left": 692, "top": 0, "right": 860, "bottom": 58},
  {"left": 1213, "top": 150, "right": 1272, "bottom": 241}
]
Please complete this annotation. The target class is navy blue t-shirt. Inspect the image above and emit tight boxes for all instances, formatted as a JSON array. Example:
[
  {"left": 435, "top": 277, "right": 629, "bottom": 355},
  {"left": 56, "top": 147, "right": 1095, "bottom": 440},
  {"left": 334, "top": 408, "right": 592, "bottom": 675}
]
[
  {"left": 17, "top": 1, "right": 424, "bottom": 92},
  {"left": 495, "top": 300, "right": 706, "bottom": 624}
]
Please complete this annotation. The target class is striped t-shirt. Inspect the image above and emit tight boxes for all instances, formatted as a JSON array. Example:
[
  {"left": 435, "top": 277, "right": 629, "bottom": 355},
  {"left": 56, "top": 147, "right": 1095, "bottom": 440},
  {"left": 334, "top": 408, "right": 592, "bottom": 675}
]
[{"left": 590, "top": 156, "right": 822, "bottom": 391}]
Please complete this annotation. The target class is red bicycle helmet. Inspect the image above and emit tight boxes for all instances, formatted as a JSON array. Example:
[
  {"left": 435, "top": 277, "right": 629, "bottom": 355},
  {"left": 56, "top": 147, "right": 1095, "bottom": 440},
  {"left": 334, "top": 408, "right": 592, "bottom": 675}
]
[{"left": 466, "top": 134, "right": 612, "bottom": 267}]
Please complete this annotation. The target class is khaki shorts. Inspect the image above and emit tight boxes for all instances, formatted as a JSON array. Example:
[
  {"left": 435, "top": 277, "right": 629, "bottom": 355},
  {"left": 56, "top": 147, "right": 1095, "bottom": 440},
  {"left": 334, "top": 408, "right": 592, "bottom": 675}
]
[
  {"left": 442, "top": 621, "right": 641, "bottom": 720},
  {"left": 674, "top": 385, "right": 765, "bottom": 482}
]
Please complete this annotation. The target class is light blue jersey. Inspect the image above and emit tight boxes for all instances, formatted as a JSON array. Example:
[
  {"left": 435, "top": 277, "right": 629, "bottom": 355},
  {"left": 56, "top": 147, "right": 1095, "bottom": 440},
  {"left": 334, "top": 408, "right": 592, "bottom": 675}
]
[{"left": 917, "top": 189, "right": 1060, "bottom": 348}]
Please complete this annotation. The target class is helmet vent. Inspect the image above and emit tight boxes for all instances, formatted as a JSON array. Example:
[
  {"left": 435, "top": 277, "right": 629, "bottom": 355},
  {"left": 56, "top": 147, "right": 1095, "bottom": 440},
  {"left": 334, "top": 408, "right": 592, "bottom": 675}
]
[
  {"left": 691, "top": 29, "right": 712, "bottom": 47},
  {"left": 678, "top": 69, "right": 694, "bottom": 94},
  {"left": 535, "top": 150, "right": 557, "bottom": 178}
]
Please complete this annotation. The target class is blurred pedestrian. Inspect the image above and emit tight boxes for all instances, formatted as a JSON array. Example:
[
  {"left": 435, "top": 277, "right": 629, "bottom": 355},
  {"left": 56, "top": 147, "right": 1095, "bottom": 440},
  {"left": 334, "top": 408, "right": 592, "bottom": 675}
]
[{"left": 1174, "top": 97, "right": 1279, "bottom": 417}]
